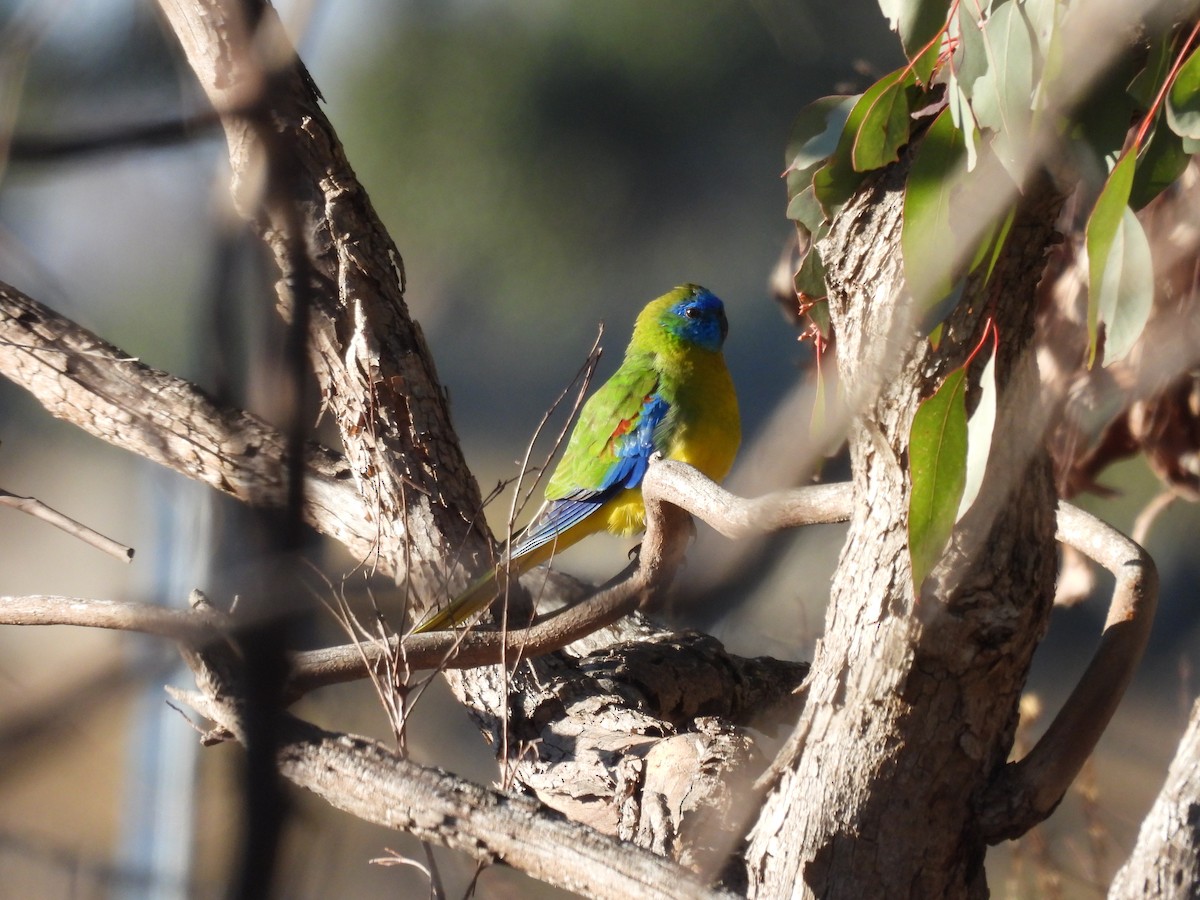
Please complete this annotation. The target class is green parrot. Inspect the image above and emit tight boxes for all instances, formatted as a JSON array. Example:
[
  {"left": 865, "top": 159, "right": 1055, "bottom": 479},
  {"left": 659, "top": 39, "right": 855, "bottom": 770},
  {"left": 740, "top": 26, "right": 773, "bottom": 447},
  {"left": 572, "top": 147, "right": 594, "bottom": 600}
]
[{"left": 413, "top": 283, "right": 740, "bottom": 632}]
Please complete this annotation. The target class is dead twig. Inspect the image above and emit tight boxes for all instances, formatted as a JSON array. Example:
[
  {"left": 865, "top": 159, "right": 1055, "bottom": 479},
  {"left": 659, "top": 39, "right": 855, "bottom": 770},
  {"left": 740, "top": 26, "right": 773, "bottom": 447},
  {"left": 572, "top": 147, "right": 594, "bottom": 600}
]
[{"left": 0, "top": 488, "right": 133, "bottom": 561}]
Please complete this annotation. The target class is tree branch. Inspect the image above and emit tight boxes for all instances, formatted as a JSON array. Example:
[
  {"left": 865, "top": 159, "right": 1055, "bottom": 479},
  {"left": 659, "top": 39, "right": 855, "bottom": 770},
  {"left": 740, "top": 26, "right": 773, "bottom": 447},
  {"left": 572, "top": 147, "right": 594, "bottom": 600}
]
[
  {"left": 153, "top": 0, "right": 490, "bottom": 594},
  {"left": 978, "top": 502, "right": 1159, "bottom": 841},
  {"left": 0, "top": 280, "right": 378, "bottom": 560},
  {"left": 0, "top": 488, "right": 133, "bottom": 561}
]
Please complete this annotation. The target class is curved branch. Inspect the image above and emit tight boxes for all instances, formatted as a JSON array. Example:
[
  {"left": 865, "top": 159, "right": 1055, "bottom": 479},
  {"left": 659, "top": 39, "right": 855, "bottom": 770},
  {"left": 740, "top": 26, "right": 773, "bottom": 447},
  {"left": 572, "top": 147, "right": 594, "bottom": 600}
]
[
  {"left": 978, "top": 501, "right": 1159, "bottom": 841},
  {"left": 640, "top": 458, "right": 854, "bottom": 537}
]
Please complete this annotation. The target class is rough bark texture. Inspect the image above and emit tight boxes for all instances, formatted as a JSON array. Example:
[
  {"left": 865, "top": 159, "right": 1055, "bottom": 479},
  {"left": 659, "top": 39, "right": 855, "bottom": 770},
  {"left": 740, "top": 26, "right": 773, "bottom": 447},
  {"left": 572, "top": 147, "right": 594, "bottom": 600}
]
[
  {"left": 746, "top": 161, "right": 1063, "bottom": 897},
  {"left": 156, "top": 0, "right": 490, "bottom": 597},
  {"left": 0, "top": 282, "right": 377, "bottom": 558},
  {"left": 1109, "top": 696, "right": 1200, "bottom": 899}
]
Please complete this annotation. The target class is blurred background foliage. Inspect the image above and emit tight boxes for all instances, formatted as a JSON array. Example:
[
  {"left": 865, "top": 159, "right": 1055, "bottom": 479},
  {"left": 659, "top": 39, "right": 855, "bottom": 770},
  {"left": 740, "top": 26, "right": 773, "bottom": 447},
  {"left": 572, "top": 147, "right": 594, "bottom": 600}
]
[{"left": 0, "top": 0, "right": 1197, "bottom": 898}]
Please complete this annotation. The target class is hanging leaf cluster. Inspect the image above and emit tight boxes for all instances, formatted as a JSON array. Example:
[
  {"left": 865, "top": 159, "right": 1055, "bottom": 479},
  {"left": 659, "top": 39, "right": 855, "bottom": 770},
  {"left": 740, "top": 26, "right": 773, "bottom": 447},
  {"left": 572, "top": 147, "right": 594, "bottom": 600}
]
[{"left": 785, "top": 2, "right": 1200, "bottom": 359}]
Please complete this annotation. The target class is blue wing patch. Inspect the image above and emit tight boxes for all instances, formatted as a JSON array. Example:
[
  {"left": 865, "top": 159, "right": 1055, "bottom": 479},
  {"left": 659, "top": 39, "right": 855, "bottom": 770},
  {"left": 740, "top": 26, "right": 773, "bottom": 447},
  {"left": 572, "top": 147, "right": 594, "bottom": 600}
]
[
  {"left": 599, "top": 392, "right": 669, "bottom": 492},
  {"left": 509, "top": 392, "right": 669, "bottom": 560}
]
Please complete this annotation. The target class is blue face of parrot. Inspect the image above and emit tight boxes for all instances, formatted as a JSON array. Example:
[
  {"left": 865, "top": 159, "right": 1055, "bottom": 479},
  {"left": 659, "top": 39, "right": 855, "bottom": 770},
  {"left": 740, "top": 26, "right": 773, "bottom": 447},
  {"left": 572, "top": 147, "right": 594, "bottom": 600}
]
[{"left": 664, "top": 288, "right": 729, "bottom": 352}]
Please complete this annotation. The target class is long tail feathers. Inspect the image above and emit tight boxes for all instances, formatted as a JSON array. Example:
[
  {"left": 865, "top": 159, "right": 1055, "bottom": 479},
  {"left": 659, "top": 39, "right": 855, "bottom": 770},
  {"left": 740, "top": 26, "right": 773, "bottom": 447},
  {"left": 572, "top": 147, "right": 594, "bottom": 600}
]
[
  {"left": 413, "top": 505, "right": 595, "bottom": 633},
  {"left": 411, "top": 550, "right": 542, "bottom": 633}
]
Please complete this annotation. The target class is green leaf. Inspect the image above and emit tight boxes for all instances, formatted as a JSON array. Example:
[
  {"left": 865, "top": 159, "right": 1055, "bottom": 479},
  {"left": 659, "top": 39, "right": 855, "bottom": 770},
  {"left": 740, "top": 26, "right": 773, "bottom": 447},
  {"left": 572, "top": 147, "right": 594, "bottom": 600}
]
[
  {"left": 1084, "top": 152, "right": 1136, "bottom": 366},
  {"left": 1167, "top": 46, "right": 1200, "bottom": 139},
  {"left": 879, "top": 0, "right": 951, "bottom": 84},
  {"left": 903, "top": 108, "right": 967, "bottom": 316},
  {"left": 956, "top": 346, "right": 997, "bottom": 521},
  {"left": 794, "top": 228, "right": 830, "bottom": 301},
  {"left": 853, "top": 78, "right": 917, "bottom": 171},
  {"left": 786, "top": 184, "right": 825, "bottom": 231},
  {"left": 1095, "top": 206, "right": 1155, "bottom": 365},
  {"left": 947, "top": 69, "right": 979, "bottom": 171},
  {"left": 950, "top": 1, "right": 988, "bottom": 89},
  {"left": 908, "top": 367, "right": 968, "bottom": 588},
  {"left": 1128, "top": 30, "right": 1176, "bottom": 108},
  {"left": 785, "top": 95, "right": 858, "bottom": 193},
  {"left": 1130, "top": 123, "right": 1190, "bottom": 210},
  {"left": 972, "top": 0, "right": 1036, "bottom": 176},
  {"left": 813, "top": 68, "right": 914, "bottom": 217}
]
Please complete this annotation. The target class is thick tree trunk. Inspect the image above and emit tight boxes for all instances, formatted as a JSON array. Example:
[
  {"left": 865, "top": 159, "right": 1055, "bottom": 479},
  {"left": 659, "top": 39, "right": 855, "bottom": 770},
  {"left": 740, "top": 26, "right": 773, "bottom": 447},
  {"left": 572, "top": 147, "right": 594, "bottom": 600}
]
[{"left": 746, "top": 160, "right": 1064, "bottom": 897}]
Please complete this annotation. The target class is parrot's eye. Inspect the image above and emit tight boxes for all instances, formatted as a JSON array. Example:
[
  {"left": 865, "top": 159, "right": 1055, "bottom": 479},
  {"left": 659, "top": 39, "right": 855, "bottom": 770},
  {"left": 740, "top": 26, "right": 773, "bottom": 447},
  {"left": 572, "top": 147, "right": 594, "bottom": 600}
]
[{"left": 684, "top": 306, "right": 701, "bottom": 319}]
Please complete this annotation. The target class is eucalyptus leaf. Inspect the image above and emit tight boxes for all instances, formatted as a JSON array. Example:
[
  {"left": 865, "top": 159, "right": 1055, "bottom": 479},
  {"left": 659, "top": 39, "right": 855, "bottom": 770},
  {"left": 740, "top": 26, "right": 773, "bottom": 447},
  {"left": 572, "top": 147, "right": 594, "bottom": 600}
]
[
  {"left": 786, "top": 95, "right": 858, "bottom": 175},
  {"left": 853, "top": 78, "right": 917, "bottom": 171},
  {"left": 787, "top": 184, "right": 826, "bottom": 231},
  {"left": 1130, "top": 122, "right": 1190, "bottom": 209},
  {"left": 903, "top": 108, "right": 967, "bottom": 317},
  {"left": 908, "top": 367, "right": 968, "bottom": 588},
  {"left": 1096, "top": 207, "right": 1155, "bottom": 366},
  {"left": 947, "top": 69, "right": 979, "bottom": 171},
  {"left": 879, "top": 0, "right": 951, "bottom": 84},
  {"left": 951, "top": 0, "right": 988, "bottom": 88},
  {"left": 972, "top": 0, "right": 1036, "bottom": 175},
  {"left": 814, "top": 68, "right": 914, "bottom": 217},
  {"left": 1129, "top": 30, "right": 1176, "bottom": 108},
  {"left": 956, "top": 346, "right": 997, "bottom": 521},
  {"left": 1084, "top": 151, "right": 1135, "bottom": 366},
  {"left": 1167, "top": 46, "right": 1200, "bottom": 139},
  {"left": 795, "top": 235, "right": 830, "bottom": 302}
]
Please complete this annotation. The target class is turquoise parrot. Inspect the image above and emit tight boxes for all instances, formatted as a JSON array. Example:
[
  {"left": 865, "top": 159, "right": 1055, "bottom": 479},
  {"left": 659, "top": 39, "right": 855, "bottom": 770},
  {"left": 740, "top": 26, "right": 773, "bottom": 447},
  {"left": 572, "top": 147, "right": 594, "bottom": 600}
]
[{"left": 413, "top": 284, "right": 740, "bottom": 633}]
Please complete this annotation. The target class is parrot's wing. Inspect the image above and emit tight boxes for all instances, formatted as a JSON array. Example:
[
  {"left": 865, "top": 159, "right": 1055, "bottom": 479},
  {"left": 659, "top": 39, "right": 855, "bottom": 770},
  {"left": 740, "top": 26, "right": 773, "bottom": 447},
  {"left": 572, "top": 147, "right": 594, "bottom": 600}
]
[{"left": 509, "top": 368, "right": 670, "bottom": 561}]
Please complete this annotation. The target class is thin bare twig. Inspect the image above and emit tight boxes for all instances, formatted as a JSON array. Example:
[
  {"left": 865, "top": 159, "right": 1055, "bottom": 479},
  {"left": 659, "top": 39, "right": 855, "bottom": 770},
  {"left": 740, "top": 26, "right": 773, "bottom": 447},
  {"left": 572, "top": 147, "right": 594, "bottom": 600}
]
[{"left": 0, "top": 488, "right": 133, "bottom": 561}]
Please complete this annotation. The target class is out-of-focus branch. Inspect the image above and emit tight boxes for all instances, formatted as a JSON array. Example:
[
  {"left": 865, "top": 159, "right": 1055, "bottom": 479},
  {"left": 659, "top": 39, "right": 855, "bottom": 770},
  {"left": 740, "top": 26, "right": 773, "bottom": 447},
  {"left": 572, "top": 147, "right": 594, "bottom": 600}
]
[
  {"left": 979, "top": 503, "right": 1158, "bottom": 841},
  {"left": 6, "top": 111, "right": 222, "bottom": 163},
  {"left": 153, "top": 0, "right": 490, "bottom": 595},
  {"left": 0, "top": 593, "right": 226, "bottom": 645},
  {"left": 0, "top": 280, "right": 381, "bottom": 562},
  {"left": 0, "top": 488, "right": 133, "bottom": 561}
]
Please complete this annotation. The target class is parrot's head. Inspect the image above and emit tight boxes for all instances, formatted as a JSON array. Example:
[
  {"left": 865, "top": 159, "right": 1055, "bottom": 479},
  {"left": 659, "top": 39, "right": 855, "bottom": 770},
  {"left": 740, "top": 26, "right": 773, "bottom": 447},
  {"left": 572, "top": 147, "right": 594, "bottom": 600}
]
[{"left": 639, "top": 284, "right": 728, "bottom": 354}]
